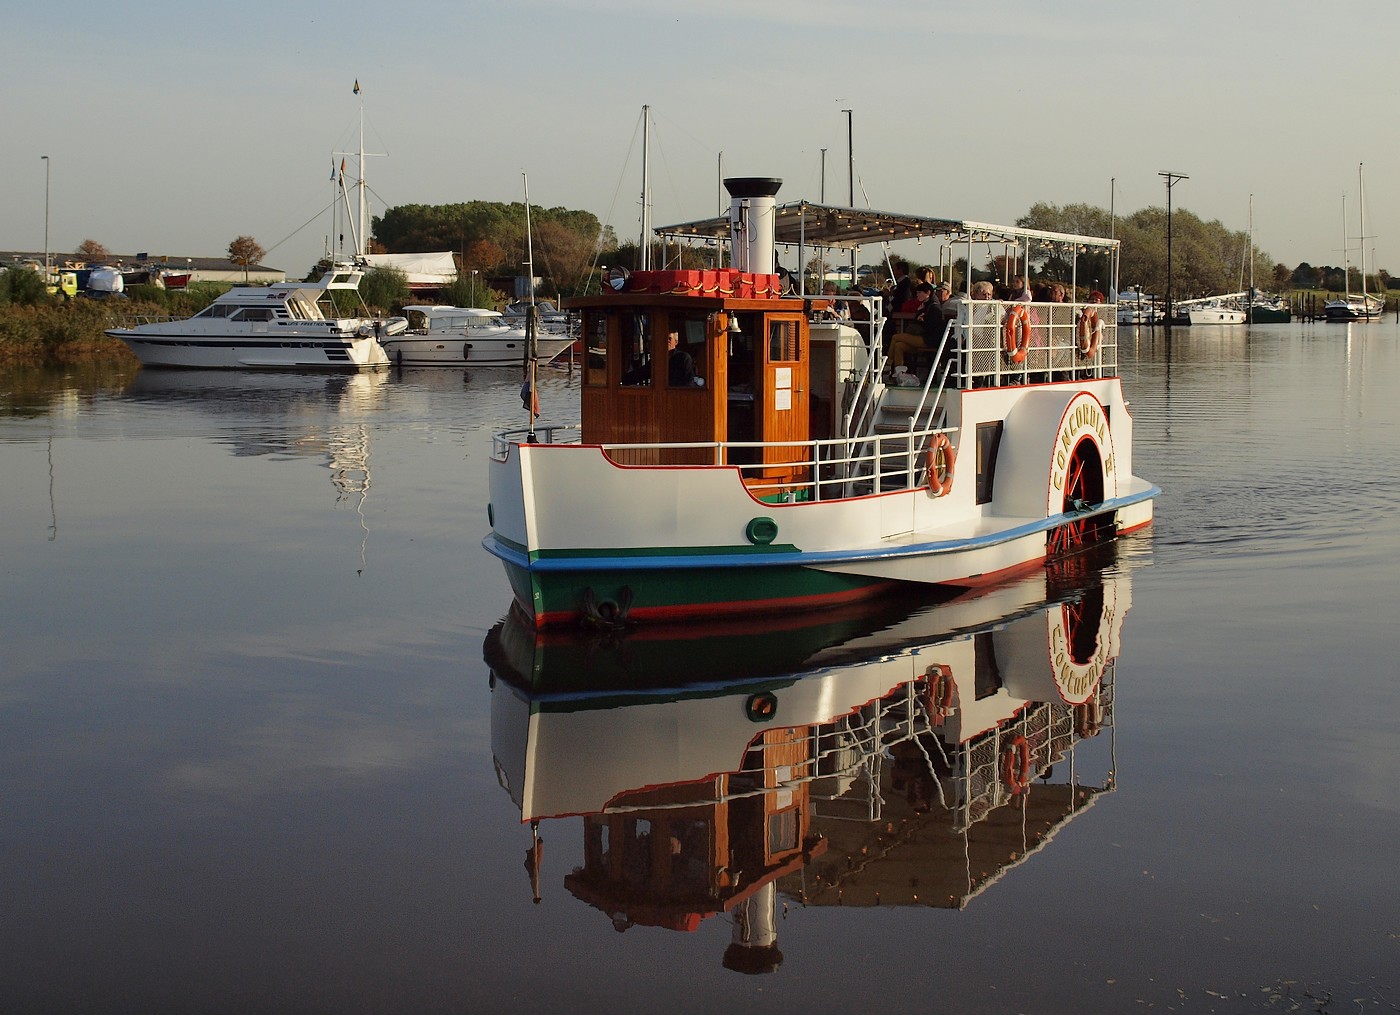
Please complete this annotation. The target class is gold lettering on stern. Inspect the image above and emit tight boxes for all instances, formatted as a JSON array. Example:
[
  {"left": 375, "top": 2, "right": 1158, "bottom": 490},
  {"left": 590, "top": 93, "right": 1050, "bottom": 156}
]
[{"left": 1049, "top": 395, "right": 1112, "bottom": 497}]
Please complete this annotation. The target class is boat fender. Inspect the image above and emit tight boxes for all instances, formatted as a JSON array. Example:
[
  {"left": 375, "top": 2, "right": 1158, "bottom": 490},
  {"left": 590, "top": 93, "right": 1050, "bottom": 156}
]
[
  {"left": 463, "top": 343, "right": 472, "bottom": 361},
  {"left": 1001, "top": 734, "right": 1032, "bottom": 794},
  {"left": 745, "top": 691, "right": 778, "bottom": 723},
  {"left": 1076, "top": 308, "right": 1102, "bottom": 357},
  {"left": 358, "top": 323, "right": 372, "bottom": 337},
  {"left": 924, "top": 663, "right": 956, "bottom": 725},
  {"left": 1003, "top": 304, "right": 1031, "bottom": 364},
  {"left": 925, "top": 434, "right": 956, "bottom": 497}
]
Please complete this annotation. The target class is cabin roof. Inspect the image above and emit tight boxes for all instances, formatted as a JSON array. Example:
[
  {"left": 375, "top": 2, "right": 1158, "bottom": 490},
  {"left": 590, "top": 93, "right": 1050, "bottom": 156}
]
[{"left": 657, "top": 202, "right": 1119, "bottom": 253}]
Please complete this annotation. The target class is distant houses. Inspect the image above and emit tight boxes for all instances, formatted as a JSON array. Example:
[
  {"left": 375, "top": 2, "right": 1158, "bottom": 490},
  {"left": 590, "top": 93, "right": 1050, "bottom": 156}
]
[{"left": 0, "top": 251, "right": 285, "bottom": 286}]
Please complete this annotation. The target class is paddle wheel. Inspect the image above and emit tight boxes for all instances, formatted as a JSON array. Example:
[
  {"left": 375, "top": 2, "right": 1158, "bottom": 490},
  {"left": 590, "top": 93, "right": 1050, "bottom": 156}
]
[{"left": 1047, "top": 437, "right": 1110, "bottom": 558}]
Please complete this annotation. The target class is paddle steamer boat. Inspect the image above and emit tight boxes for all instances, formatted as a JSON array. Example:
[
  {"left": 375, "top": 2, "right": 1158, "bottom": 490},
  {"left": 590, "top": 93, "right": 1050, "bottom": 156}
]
[{"left": 484, "top": 178, "right": 1157, "bottom": 627}]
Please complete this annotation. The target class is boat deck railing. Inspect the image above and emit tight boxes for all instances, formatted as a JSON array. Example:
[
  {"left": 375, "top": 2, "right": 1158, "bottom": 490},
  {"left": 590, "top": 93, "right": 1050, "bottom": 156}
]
[
  {"left": 951, "top": 300, "right": 1117, "bottom": 387},
  {"left": 108, "top": 314, "right": 181, "bottom": 327},
  {"left": 493, "top": 418, "right": 956, "bottom": 502}
]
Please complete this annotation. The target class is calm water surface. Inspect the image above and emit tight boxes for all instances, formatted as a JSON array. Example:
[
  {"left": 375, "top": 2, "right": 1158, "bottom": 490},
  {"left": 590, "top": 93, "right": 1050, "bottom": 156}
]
[{"left": 2, "top": 323, "right": 1398, "bottom": 1014}]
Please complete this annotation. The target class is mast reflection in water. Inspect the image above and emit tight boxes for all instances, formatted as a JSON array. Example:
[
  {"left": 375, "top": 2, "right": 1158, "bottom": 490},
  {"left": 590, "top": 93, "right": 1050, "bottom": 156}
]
[{"left": 484, "top": 548, "right": 1130, "bottom": 973}]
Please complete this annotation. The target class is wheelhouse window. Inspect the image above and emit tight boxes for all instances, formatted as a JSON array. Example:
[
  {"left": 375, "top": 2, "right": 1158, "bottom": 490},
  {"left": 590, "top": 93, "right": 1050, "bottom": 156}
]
[
  {"left": 232, "top": 307, "right": 275, "bottom": 322},
  {"left": 768, "top": 318, "right": 799, "bottom": 362},
  {"left": 620, "top": 310, "right": 651, "bottom": 387},
  {"left": 584, "top": 313, "right": 608, "bottom": 387},
  {"left": 665, "top": 314, "right": 707, "bottom": 388},
  {"left": 976, "top": 420, "right": 1003, "bottom": 505}
]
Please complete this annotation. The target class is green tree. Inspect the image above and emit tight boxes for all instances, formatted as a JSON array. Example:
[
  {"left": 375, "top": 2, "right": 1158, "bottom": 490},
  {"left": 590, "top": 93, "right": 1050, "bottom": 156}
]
[
  {"left": 0, "top": 264, "right": 52, "bottom": 306},
  {"left": 371, "top": 200, "right": 612, "bottom": 295},
  {"left": 357, "top": 266, "right": 409, "bottom": 314}
]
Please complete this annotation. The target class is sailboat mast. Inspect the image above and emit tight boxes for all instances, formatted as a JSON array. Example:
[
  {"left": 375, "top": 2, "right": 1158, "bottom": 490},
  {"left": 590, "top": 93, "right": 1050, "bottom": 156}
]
[
  {"left": 640, "top": 105, "right": 652, "bottom": 271},
  {"left": 1248, "top": 194, "right": 1254, "bottom": 295},
  {"left": 358, "top": 95, "right": 369, "bottom": 258},
  {"left": 1358, "top": 163, "right": 1367, "bottom": 303},
  {"left": 1342, "top": 193, "right": 1349, "bottom": 300}
]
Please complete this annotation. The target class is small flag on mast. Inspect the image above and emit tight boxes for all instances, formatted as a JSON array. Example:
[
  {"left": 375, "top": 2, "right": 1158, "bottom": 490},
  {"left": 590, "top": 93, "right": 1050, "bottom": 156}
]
[
  {"left": 330, "top": 160, "right": 336, "bottom": 181},
  {"left": 353, "top": 79, "right": 360, "bottom": 95}
]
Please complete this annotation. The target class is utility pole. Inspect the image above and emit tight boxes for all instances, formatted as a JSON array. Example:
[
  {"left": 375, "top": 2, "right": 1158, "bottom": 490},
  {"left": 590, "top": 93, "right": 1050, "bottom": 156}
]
[
  {"left": 843, "top": 109, "right": 855, "bottom": 284},
  {"left": 1159, "top": 171, "right": 1188, "bottom": 333},
  {"left": 41, "top": 155, "right": 50, "bottom": 279}
]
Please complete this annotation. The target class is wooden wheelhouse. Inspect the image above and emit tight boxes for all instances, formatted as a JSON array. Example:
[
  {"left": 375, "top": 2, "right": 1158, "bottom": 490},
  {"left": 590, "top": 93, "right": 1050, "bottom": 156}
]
[{"left": 565, "top": 288, "right": 811, "bottom": 487}]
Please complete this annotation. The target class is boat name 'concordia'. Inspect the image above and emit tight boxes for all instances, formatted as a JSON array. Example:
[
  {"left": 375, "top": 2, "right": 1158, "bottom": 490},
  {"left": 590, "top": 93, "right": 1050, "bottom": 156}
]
[{"left": 1053, "top": 397, "right": 1113, "bottom": 494}]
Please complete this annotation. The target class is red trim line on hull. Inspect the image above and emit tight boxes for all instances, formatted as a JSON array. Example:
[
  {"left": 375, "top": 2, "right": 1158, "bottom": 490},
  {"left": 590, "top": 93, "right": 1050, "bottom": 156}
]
[{"left": 528, "top": 580, "right": 894, "bottom": 629}]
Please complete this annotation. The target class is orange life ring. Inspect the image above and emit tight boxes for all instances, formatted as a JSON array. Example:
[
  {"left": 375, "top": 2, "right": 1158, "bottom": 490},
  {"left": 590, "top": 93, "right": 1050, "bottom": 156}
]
[
  {"left": 924, "top": 663, "right": 956, "bottom": 725},
  {"left": 926, "top": 433, "right": 956, "bottom": 497},
  {"left": 1076, "top": 308, "right": 1102, "bottom": 357},
  {"left": 1003, "top": 303, "right": 1031, "bottom": 363},
  {"left": 1001, "top": 734, "right": 1032, "bottom": 794}
]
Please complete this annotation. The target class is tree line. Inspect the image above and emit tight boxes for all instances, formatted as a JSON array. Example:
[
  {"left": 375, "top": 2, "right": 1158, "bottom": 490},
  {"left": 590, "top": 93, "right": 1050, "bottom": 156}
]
[{"left": 1019, "top": 202, "right": 1392, "bottom": 297}]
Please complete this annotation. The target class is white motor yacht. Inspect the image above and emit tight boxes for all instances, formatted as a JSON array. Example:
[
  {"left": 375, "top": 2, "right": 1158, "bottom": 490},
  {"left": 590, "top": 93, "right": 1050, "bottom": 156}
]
[{"left": 106, "top": 264, "right": 403, "bottom": 371}]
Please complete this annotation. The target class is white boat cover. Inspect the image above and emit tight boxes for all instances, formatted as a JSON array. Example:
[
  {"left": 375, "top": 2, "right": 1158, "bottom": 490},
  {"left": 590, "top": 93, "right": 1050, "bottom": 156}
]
[{"left": 360, "top": 251, "right": 457, "bottom": 288}]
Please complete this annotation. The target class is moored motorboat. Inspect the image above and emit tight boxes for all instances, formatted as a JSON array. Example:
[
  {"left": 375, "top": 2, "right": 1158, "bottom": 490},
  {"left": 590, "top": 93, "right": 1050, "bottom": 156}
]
[
  {"left": 1175, "top": 292, "right": 1247, "bottom": 326},
  {"left": 383, "top": 305, "right": 575, "bottom": 367},
  {"left": 484, "top": 178, "right": 1157, "bottom": 628},
  {"left": 106, "top": 263, "right": 404, "bottom": 371},
  {"left": 1323, "top": 292, "right": 1384, "bottom": 321},
  {"left": 1186, "top": 301, "right": 1246, "bottom": 325},
  {"left": 1247, "top": 294, "right": 1291, "bottom": 323}
]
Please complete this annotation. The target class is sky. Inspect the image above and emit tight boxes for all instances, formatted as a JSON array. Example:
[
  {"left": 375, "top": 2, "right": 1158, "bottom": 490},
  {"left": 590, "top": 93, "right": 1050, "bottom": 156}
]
[{"left": 4, "top": 0, "right": 1399, "bottom": 282}]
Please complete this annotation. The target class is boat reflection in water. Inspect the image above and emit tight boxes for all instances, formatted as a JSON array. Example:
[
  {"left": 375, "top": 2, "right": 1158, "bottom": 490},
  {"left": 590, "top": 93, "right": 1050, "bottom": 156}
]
[{"left": 485, "top": 549, "right": 1132, "bottom": 973}]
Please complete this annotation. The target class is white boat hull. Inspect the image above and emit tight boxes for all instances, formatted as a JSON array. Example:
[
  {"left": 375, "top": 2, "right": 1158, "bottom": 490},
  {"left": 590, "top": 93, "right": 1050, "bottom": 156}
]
[
  {"left": 485, "top": 379, "right": 1156, "bottom": 626},
  {"left": 1187, "top": 308, "right": 1246, "bottom": 325},
  {"left": 380, "top": 332, "right": 575, "bottom": 367},
  {"left": 112, "top": 329, "right": 391, "bottom": 370}
]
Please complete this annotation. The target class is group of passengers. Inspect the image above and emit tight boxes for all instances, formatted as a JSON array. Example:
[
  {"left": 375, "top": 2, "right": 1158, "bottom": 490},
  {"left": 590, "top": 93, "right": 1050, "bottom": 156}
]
[{"left": 811, "top": 257, "right": 1108, "bottom": 385}]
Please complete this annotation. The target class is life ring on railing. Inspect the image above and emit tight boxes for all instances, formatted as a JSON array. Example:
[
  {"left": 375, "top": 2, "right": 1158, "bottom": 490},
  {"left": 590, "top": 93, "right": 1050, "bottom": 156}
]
[
  {"left": 924, "top": 663, "right": 956, "bottom": 725},
  {"left": 926, "top": 433, "right": 956, "bottom": 497},
  {"left": 1001, "top": 734, "right": 1032, "bottom": 794},
  {"left": 1003, "top": 304, "right": 1031, "bottom": 363},
  {"left": 1076, "top": 308, "right": 1103, "bottom": 357}
]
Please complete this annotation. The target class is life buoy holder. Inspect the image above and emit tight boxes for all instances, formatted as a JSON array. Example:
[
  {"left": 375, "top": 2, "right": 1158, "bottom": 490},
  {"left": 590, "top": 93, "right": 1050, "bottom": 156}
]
[
  {"left": 1003, "top": 304, "right": 1031, "bottom": 363},
  {"left": 1076, "top": 308, "right": 1102, "bottom": 357},
  {"left": 1001, "top": 734, "right": 1032, "bottom": 794},
  {"left": 924, "top": 663, "right": 956, "bottom": 725},
  {"left": 926, "top": 433, "right": 956, "bottom": 497}
]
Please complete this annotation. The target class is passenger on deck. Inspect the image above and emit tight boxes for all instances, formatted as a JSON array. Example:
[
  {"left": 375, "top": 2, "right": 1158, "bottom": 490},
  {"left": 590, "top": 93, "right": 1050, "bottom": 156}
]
[
  {"left": 1006, "top": 275, "right": 1032, "bottom": 302},
  {"left": 885, "top": 284, "right": 941, "bottom": 378},
  {"left": 903, "top": 282, "right": 934, "bottom": 317},
  {"left": 882, "top": 259, "right": 913, "bottom": 351},
  {"left": 817, "top": 282, "right": 849, "bottom": 321}
]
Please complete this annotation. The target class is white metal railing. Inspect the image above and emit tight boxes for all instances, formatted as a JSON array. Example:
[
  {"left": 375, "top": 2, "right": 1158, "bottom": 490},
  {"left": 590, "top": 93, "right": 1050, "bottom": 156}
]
[
  {"left": 493, "top": 421, "right": 955, "bottom": 503},
  {"left": 951, "top": 300, "right": 1117, "bottom": 388}
]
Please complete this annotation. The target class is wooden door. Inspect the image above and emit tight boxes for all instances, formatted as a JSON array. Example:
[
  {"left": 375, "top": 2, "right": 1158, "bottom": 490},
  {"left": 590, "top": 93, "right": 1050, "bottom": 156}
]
[{"left": 757, "top": 314, "right": 809, "bottom": 483}]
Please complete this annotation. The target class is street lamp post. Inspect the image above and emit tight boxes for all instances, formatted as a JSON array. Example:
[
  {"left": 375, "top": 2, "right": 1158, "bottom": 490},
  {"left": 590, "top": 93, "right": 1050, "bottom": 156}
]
[
  {"left": 41, "top": 155, "right": 50, "bottom": 278},
  {"left": 470, "top": 269, "right": 478, "bottom": 307}
]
